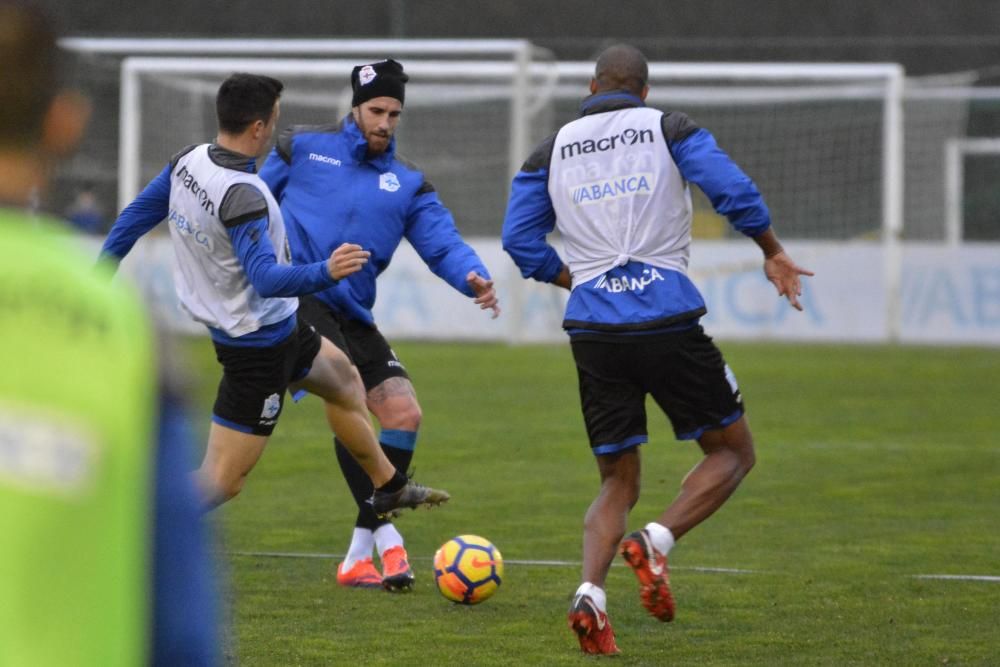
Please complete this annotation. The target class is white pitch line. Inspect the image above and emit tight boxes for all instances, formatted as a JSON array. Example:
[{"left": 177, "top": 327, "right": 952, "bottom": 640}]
[
  {"left": 227, "top": 553, "right": 1000, "bottom": 583},
  {"left": 228, "top": 550, "right": 762, "bottom": 573},
  {"left": 912, "top": 574, "right": 1000, "bottom": 583}
]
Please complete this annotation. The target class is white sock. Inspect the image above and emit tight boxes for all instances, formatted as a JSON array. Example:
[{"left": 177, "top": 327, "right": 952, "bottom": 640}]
[
  {"left": 645, "top": 522, "right": 676, "bottom": 556},
  {"left": 374, "top": 523, "right": 404, "bottom": 557},
  {"left": 343, "top": 528, "right": 374, "bottom": 570},
  {"left": 574, "top": 582, "right": 607, "bottom": 612}
]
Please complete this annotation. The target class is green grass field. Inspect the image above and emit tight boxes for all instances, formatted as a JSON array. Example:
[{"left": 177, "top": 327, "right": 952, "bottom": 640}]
[{"left": 179, "top": 338, "right": 1000, "bottom": 666}]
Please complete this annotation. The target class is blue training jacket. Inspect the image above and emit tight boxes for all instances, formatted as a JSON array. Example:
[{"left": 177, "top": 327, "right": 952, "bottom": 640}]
[{"left": 259, "top": 115, "right": 490, "bottom": 327}]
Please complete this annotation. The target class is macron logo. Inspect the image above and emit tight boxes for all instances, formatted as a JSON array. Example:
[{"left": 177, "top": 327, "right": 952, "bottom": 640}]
[{"left": 308, "top": 152, "right": 342, "bottom": 167}]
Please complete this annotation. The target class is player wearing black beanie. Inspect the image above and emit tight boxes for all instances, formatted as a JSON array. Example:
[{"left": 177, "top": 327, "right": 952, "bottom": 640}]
[{"left": 351, "top": 59, "right": 409, "bottom": 107}]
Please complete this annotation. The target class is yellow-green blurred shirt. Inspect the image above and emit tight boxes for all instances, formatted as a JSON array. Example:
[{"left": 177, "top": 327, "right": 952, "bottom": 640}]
[{"left": 0, "top": 209, "right": 155, "bottom": 666}]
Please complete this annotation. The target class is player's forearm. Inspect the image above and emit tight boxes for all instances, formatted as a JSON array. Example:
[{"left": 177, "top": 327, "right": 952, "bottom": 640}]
[
  {"left": 431, "top": 246, "right": 491, "bottom": 297},
  {"left": 100, "top": 164, "right": 171, "bottom": 262},
  {"left": 672, "top": 129, "right": 770, "bottom": 236},
  {"left": 553, "top": 265, "right": 572, "bottom": 290},
  {"left": 751, "top": 228, "right": 784, "bottom": 258},
  {"left": 405, "top": 197, "right": 489, "bottom": 297},
  {"left": 248, "top": 259, "right": 334, "bottom": 297},
  {"left": 502, "top": 170, "right": 564, "bottom": 283},
  {"left": 229, "top": 217, "right": 335, "bottom": 297}
]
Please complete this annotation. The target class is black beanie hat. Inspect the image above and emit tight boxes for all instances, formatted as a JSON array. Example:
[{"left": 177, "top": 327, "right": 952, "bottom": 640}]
[{"left": 350, "top": 59, "right": 408, "bottom": 107}]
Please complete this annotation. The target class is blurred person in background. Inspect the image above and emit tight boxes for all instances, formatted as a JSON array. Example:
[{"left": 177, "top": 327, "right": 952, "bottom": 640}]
[
  {"left": 502, "top": 43, "right": 813, "bottom": 655},
  {"left": 0, "top": 2, "right": 218, "bottom": 664},
  {"left": 259, "top": 59, "right": 498, "bottom": 592},
  {"left": 64, "top": 182, "right": 107, "bottom": 235},
  {"left": 99, "top": 73, "right": 448, "bottom": 517}
]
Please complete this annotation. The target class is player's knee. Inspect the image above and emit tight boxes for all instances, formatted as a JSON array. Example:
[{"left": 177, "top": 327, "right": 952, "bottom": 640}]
[
  {"left": 602, "top": 472, "right": 640, "bottom": 508},
  {"left": 222, "top": 472, "right": 249, "bottom": 501},
  {"left": 726, "top": 443, "right": 755, "bottom": 486},
  {"left": 718, "top": 418, "right": 755, "bottom": 479},
  {"left": 625, "top": 479, "right": 641, "bottom": 508},
  {"left": 403, "top": 401, "right": 422, "bottom": 430},
  {"left": 219, "top": 484, "right": 241, "bottom": 503},
  {"left": 205, "top": 471, "right": 246, "bottom": 505},
  {"left": 385, "top": 399, "right": 422, "bottom": 431},
  {"left": 734, "top": 434, "right": 756, "bottom": 476},
  {"left": 741, "top": 446, "right": 756, "bottom": 475}
]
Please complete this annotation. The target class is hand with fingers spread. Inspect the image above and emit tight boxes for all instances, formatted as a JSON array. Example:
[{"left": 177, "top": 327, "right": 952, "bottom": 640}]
[
  {"left": 764, "top": 251, "right": 814, "bottom": 311},
  {"left": 327, "top": 243, "right": 371, "bottom": 281},
  {"left": 466, "top": 271, "right": 501, "bottom": 319}
]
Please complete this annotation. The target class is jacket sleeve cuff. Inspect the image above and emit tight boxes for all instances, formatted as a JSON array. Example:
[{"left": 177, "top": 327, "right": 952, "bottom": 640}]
[{"left": 539, "top": 253, "right": 565, "bottom": 283}]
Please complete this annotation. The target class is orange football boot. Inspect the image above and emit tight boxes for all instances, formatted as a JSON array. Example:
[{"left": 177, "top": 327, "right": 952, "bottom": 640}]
[
  {"left": 381, "top": 545, "right": 415, "bottom": 592},
  {"left": 336, "top": 558, "right": 382, "bottom": 588}
]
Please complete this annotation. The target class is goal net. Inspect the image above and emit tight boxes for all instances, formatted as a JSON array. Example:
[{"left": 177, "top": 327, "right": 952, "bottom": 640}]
[{"left": 117, "top": 49, "right": 555, "bottom": 236}]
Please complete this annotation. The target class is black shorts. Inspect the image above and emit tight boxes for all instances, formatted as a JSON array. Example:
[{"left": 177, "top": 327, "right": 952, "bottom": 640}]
[
  {"left": 211, "top": 318, "right": 322, "bottom": 436},
  {"left": 297, "top": 295, "right": 409, "bottom": 391},
  {"left": 570, "top": 325, "right": 744, "bottom": 454}
]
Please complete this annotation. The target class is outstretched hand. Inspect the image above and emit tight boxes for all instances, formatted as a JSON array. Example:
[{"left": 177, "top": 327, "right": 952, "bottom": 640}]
[
  {"left": 764, "top": 252, "right": 814, "bottom": 311},
  {"left": 467, "top": 271, "right": 501, "bottom": 319},
  {"left": 327, "top": 243, "right": 371, "bottom": 281}
]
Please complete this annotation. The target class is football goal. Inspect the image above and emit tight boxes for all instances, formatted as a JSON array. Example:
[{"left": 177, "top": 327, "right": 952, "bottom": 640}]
[{"left": 116, "top": 55, "right": 907, "bottom": 340}]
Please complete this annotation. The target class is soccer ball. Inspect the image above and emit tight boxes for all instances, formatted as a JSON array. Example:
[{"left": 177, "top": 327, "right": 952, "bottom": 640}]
[{"left": 433, "top": 535, "right": 503, "bottom": 605}]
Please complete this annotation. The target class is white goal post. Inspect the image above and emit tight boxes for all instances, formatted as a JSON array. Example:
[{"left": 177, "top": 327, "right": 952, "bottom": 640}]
[{"left": 944, "top": 137, "right": 1000, "bottom": 246}]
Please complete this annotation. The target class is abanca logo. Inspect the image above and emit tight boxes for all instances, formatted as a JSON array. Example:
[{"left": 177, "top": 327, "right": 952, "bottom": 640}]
[
  {"left": 594, "top": 268, "right": 665, "bottom": 293},
  {"left": 571, "top": 173, "right": 653, "bottom": 205}
]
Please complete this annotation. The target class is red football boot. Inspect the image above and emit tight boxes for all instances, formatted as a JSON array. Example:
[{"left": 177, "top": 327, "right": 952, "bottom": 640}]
[
  {"left": 620, "top": 529, "right": 675, "bottom": 622},
  {"left": 567, "top": 594, "right": 620, "bottom": 655}
]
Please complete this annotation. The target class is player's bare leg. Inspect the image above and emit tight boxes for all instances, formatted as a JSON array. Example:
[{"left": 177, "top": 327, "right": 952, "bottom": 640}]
[
  {"left": 583, "top": 448, "right": 641, "bottom": 588},
  {"left": 570, "top": 448, "right": 637, "bottom": 655},
  {"left": 621, "top": 416, "right": 755, "bottom": 622},
  {"left": 196, "top": 422, "right": 269, "bottom": 510},
  {"left": 333, "top": 375, "right": 423, "bottom": 590},
  {"left": 292, "top": 337, "right": 448, "bottom": 515},
  {"left": 367, "top": 378, "right": 422, "bottom": 590},
  {"left": 658, "top": 416, "right": 756, "bottom": 539},
  {"left": 292, "top": 337, "right": 397, "bottom": 485}
]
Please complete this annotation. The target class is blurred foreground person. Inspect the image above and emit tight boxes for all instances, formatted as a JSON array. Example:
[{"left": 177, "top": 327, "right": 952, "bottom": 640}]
[
  {"left": 503, "top": 44, "right": 813, "bottom": 655},
  {"left": 0, "top": 2, "right": 218, "bottom": 664}
]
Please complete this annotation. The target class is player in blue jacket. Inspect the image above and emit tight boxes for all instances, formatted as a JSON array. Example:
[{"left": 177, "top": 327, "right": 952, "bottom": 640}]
[
  {"left": 259, "top": 59, "right": 499, "bottom": 591},
  {"left": 503, "top": 45, "right": 812, "bottom": 655}
]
